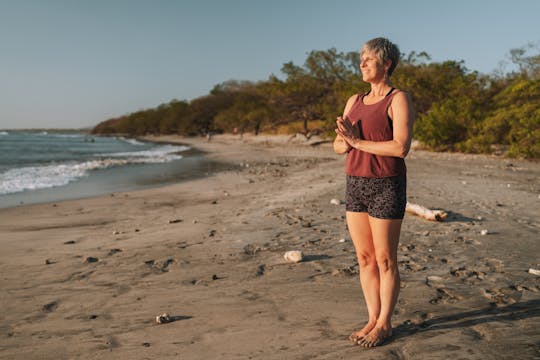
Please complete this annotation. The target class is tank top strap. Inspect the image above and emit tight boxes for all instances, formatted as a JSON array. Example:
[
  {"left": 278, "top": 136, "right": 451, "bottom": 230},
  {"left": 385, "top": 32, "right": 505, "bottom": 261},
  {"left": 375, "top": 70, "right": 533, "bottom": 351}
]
[{"left": 385, "top": 87, "right": 395, "bottom": 97}]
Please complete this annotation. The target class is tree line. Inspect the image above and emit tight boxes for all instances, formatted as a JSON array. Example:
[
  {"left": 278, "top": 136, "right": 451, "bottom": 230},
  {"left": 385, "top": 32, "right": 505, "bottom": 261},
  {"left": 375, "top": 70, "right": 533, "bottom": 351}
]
[{"left": 92, "top": 44, "right": 539, "bottom": 158}]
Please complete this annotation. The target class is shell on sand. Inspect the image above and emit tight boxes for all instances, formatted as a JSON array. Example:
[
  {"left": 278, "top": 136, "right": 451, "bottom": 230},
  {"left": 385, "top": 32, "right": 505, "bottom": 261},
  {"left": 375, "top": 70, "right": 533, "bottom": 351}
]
[
  {"left": 155, "top": 313, "right": 172, "bottom": 324},
  {"left": 284, "top": 250, "right": 304, "bottom": 263}
]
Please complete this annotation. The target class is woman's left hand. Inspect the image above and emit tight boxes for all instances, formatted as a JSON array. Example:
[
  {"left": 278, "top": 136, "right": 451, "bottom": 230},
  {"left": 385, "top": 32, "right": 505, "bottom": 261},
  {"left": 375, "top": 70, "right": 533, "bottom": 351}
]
[{"left": 335, "top": 116, "right": 361, "bottom": 148}]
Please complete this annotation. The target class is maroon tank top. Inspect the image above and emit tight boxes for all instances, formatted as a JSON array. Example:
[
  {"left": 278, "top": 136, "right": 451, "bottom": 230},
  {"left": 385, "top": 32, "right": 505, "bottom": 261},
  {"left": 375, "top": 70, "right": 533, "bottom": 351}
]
[{"left": 345, "top": 89, "right": 406, "bottom": 178}]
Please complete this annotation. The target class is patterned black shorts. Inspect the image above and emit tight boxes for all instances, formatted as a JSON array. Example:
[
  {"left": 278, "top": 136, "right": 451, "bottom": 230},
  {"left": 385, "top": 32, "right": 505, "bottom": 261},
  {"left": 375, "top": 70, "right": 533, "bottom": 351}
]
[{"left": 346, "top": 175, "right": 407, "bottom": 220}]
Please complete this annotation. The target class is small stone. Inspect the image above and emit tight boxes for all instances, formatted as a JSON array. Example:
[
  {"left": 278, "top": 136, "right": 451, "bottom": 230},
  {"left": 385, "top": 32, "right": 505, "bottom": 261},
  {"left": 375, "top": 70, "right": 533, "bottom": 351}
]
[
  {"left": 283, "top": 250, "right": 304, "bottom": 263},
  {"left": 63, "top": 240, "right": 76, "bottom": 245},
  {"left": 330, "top": 198, "right": 341, "bottom": 205},
  {"left": 427, "top": 275, "right": 443, "bottom": 282},
  {"left": 480, "top": 229, "right": 489, "bottom": 235},
  {"left": 134, "top": 229, "right": 140, "bottom": 232},
  {"left": 45, "top": 259, "right": 54, "bottom": 265},
  {"left": 461, "top": 181, "right": 467, "bottom": 185},
  {"left": 113, "top": 231, "right": 120, "bottom": 235},
  {"left": 338, "top": 238, "right": 346, "bottom": 243},
  {"left": 85, "top": 257, "right": 99, "bottom": 263},
  {"left": 142, "top": 342, "right": 151, "bottom": 347},
  {"left": 528, "top": 268, "right": 540, "bottom": 276},
  {"left": 168, "top": 219, "right": 183, "bottom": 224}
]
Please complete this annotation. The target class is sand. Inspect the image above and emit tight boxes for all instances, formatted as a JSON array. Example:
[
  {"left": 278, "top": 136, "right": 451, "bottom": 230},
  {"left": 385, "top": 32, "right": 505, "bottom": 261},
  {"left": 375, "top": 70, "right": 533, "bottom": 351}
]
[{"left": 1, "top": 134, "right": 539, "bottom": 359}]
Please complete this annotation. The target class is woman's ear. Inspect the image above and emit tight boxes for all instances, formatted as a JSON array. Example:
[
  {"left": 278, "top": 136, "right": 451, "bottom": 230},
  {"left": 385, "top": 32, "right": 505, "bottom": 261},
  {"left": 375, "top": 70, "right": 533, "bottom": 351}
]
[{"left": 384, "top": 59, "right": 392, "bottom": 73}]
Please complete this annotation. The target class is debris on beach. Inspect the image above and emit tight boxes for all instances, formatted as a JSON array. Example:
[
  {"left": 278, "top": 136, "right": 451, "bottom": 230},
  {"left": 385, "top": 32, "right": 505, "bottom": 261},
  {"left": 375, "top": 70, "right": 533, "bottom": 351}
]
[
  {"left": 480, "top": 229, "right": 489, "bottom": 235},
  {"left": 528, "top": 268, "right": 540, "bottom": 276},
  {"left": 426, "top": 275, "right": 444, "bottom": 287},
  {"left": 155, "top": 313, "right": 172, "bottom": 324},
  {"left": 243, "top": 244, "right": 260, "bottom": 255},
  {"left": 168, "top": 219, "right": 183, "bottom": 224},
  {"left": 108, "top": 248, "right": 122, "bottom": 256},
  {"left": 330, "top": 198, "right": 341, "bottom": 205},
  {"left": 405, "top": 202, "right": 448, "bottom": 221},
  {"left": 283, "top": 250, "right": 304, "bottom": 263},
  {"left": 85, "top": 257, "right": 99, "bottom": 263}
]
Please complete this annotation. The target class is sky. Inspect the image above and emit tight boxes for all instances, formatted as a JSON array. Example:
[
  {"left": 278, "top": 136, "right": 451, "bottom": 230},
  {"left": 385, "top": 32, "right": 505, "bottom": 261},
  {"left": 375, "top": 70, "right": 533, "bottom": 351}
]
[{"left": 0, "top": 0, "right": 538, "bottom": 130}]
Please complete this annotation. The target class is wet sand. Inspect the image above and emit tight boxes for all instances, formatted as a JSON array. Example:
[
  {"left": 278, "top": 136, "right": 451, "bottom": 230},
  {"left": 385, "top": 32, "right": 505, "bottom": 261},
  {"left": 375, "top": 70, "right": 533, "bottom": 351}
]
[{"left": 1, "top": 134, "right": 539, "bottom": 359}]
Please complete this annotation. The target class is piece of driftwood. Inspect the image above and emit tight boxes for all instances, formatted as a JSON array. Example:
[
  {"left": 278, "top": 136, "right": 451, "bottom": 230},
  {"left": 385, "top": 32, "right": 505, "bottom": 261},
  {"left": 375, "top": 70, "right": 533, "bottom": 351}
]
[{"left": 405, "top": 202, "right": 448, "bottom": 221}]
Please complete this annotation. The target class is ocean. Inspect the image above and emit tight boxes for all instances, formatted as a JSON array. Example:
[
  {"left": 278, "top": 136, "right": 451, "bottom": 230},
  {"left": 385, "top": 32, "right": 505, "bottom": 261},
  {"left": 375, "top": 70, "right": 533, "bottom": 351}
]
[{"left": 0, "top": 131, "right": 228, "bottom": 208}]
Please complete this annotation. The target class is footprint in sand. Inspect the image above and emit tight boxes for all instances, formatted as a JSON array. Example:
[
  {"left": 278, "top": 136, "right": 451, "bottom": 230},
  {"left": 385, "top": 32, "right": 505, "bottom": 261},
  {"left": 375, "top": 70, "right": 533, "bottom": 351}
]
[
  {"left": 483, "top": 258, "right": 504, "bottom": 273},
  {"left": 42, "top": 300, "right": 60, "bottom": 312},
  {"left": 429, "top": 288, "right": 462, "bottom": 304},
  {"left": 107, "top": 248, "right": 122, "bottom": 256},
  {"left": 450, "top": 266, "right": 486, "bottom": 282},
  {"left": 399, "top": 259, "right": 426, "bottom": 272},
  {"left": 483, "top": 288, "right": 519, "bottom": 306}
]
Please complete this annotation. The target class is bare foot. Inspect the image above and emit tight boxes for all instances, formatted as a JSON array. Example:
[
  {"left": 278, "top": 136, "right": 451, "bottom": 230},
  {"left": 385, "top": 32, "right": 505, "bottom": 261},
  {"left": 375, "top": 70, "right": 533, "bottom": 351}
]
[
  {"left": 358, "top": 325, "right": 393, "bottom": 347},
  {"left": 348, "top": 321, "right": 377, "bottom": 344}
]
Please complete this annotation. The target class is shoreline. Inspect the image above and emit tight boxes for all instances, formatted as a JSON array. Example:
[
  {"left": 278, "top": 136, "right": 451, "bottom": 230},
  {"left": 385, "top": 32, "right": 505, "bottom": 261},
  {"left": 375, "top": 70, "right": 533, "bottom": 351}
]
[
  {"left": 0, "top": 138, "right": 232, "bottom": 210},
  {"left": 1, "top": 135, "right": 539, "bottom": 359}
]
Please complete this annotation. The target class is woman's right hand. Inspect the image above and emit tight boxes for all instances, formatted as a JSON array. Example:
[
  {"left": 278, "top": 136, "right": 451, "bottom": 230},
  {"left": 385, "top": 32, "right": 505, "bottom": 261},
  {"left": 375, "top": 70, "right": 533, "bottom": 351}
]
[{"left": 333, "top": 132, "right": 352, "bottom": 154}]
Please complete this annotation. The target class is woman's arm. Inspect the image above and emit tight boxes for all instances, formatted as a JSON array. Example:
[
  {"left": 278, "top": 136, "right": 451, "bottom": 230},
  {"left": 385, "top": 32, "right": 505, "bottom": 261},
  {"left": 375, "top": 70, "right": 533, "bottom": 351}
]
[
  {"left": 336, "top": 91, "right": 415, "bottom": 158},
  {"left": 333, "top": 94, "right": 358, "bottom": 154}
]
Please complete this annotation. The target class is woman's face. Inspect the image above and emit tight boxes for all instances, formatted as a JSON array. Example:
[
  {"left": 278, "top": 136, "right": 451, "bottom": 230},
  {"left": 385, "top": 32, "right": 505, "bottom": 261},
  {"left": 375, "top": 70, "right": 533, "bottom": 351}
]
[{"left": 360, "top": 49, "right": 387, "bottom": 83}]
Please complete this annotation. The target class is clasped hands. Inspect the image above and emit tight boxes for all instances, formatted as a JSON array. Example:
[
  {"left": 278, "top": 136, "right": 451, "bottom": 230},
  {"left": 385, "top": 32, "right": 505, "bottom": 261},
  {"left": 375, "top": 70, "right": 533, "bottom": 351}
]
[{"left": 335, "top": 116, "right": 362, "bottom": 149}]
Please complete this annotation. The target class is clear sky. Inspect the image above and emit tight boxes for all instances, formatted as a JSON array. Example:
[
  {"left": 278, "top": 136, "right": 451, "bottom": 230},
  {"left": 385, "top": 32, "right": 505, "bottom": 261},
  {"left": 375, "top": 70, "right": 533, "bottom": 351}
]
[{"left": 0, "top": 0, "right": 538, "bottom": 129}]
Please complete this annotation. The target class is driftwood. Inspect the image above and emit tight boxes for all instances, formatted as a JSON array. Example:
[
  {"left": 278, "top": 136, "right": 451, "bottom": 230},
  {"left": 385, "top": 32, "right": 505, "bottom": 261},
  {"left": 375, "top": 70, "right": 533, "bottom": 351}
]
[{"left": 405, "top": 202, "right": 448, "bottom": 221}]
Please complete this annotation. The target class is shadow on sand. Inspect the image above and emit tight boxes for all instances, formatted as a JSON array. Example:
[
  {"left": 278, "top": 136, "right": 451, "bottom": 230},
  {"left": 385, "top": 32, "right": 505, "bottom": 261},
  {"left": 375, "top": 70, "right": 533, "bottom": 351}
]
[{"left": 393, "top": 299, "right": 540, "bottom": 340}]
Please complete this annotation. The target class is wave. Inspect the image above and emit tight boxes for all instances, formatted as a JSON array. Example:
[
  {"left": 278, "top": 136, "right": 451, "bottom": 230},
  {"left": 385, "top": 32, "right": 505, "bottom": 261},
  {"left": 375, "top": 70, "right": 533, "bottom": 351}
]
[
  {"left": 102, "top": 144, "right": 190, "bottom": 158},
  {"left": 0, "top": 131, "right": 8, "bottom": 135},
  {"left": 0, "top": 146, "right": 187, "bottom": 195},
  {"left": 118, "top": 137, "right": 146, "bottom": 146}
]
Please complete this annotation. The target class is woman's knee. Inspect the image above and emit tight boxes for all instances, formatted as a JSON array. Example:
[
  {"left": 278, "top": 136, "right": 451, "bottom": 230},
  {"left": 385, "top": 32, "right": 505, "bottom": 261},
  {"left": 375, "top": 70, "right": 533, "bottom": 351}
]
[
  {"left": 375, "top": 253, "right": 398, "bottom": 273},
  {"left": 356, "top": 251, "right": 377, "bottom": 268}
]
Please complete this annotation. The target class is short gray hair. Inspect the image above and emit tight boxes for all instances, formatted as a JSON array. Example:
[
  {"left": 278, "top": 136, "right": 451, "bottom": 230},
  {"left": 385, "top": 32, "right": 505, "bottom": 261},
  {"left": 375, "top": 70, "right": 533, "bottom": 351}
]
[{"left": 361, "top": 37, "right": 400, "bottom": 76}]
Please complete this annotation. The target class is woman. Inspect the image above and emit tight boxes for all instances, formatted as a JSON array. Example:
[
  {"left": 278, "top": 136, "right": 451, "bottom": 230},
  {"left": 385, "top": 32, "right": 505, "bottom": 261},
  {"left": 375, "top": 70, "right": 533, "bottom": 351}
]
[{"left": 334, "top": 37, "right": 414, "bottom": 347}]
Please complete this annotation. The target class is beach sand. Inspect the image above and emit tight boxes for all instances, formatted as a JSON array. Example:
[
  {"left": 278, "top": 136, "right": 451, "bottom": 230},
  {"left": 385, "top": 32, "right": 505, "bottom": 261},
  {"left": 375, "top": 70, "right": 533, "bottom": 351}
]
[{"left": 1, "top": 134, "right": 539, "bottom": 359}]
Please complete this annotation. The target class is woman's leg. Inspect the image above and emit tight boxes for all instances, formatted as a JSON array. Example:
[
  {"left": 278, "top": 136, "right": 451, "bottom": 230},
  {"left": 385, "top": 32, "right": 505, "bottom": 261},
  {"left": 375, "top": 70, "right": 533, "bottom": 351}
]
[
  {"left": 359, "top": 217, "right": 402, "bottom": 347},
  {"left": 346, "top": 211, "right": 380, "bottom": 341}
]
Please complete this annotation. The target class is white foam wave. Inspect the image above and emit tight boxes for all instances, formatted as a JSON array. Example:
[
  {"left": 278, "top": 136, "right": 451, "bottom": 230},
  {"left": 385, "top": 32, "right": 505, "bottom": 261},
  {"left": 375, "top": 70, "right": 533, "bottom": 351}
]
[
  {"left": 49, "top": 133, "right": 85, "bottom": 138},
  {"left": 0, "top": 131, "right": 8, "bottom": 135},
  {"left": 118, "top": 137, "right": 146, "bottom": 146},
  {"left": 0, "top": 152, "right": 184, "bottom": 195},
  {"left": 103, "top": 144, "right": 189, "bottom": 158}
]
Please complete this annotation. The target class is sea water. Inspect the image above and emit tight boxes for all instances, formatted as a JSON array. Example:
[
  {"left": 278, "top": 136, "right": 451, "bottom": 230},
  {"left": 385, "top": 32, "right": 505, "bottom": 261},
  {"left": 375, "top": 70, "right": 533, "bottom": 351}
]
[{"left": 0, "top": 131, "right": 223, "bottom": 208}]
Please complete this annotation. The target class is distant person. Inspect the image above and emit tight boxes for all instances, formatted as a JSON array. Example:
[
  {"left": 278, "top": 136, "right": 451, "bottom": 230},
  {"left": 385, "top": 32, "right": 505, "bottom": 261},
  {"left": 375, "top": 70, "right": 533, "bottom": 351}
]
[{"left": 334, "top": 37, "right": 415, "bottom": 347}]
